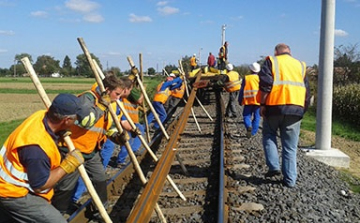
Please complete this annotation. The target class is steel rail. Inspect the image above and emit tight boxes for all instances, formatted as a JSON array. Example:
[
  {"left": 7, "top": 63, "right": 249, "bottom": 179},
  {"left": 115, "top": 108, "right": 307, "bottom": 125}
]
[{"left": 126, "top": 72, "right": 202, "bottom": 223}]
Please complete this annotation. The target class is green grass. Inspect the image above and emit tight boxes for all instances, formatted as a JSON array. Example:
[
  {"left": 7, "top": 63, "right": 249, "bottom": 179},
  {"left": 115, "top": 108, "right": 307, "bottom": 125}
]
[
  {"left": 301, "top": 106, "right": 360, "bottom": 192},
  {"left": 0, "top": 77, "right": 94, "bottom": 83},
  {"left": 301, "top": 107, "right": 360, "bottom": 142},
  {"left": 0, "top": 89, "right": 85, "bottom": 94},
  {"left": 0, "top": 119, "right": 24, "bottom": 145}
]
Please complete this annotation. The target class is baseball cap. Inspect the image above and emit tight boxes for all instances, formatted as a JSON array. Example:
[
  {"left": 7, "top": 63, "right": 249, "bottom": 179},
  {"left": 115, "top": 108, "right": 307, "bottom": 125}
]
[
  {"left": 226, "top": 63, "right": 234, "bottom": 71},
  {"left": 49, "top": 93, "right": 90, "bottom": 121},
  {"left": 169, "top": 73, "right": 176, "bottom": 77}
]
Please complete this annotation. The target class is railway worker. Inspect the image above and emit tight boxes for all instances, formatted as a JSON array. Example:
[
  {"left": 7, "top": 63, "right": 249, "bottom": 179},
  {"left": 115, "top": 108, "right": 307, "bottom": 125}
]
[
  {"left": 190, "top": 54, "right": 198, "bottom": 71},
  {"left": 0, "top": 93, "right": 91, "bottom": 223},
  {"left": 218, "top": 41, "right": 229, "bottom": 71},
  {"left": 165, "top": 74, "right": 186, "bottom": 113},
  {"left": 224, "top": 63, "right": 241, "bottom": 118},
  {"left": 52, "top": 74, "right": 129, "bottom": 215},
  {"left": 116, "top": 77, "right": 145, "bottom": 167},
  {"left": 70, "top": 76, "right": 134, "bottom": 206},
  {"left": 238, "top": 62, "right": 261, "bottom": 138},
  {"left": 207, "top": 52, "right": 216, "bottom": 68},
  {"left": 147, "top": 74, "right": 183, "bottom": 131},
  {"left": 258, "top": 43, "right": 310, "bottom": 188}
]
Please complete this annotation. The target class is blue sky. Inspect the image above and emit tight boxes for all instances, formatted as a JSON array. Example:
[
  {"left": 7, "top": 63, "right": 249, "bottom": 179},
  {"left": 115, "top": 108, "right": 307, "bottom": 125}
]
[{"left": 0, "top": 0, "right": 359, "bottom": 72}]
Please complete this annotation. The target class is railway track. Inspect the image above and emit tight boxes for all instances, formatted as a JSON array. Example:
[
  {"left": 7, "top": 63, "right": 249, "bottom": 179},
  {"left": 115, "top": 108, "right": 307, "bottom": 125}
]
[{"left": 67, "top": 81, "right": 264, "bottom": 222}]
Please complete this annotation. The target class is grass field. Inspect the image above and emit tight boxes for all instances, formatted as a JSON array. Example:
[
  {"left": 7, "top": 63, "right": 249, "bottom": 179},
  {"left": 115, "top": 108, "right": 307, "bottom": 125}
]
[{"left": 0, "top": 76, "right": 163, "bottom": 145}]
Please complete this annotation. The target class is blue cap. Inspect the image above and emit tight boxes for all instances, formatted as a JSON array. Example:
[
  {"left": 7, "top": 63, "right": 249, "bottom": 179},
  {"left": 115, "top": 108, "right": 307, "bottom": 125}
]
[{"left": 49, "top": 93, "right": 89, "bottom": 121}]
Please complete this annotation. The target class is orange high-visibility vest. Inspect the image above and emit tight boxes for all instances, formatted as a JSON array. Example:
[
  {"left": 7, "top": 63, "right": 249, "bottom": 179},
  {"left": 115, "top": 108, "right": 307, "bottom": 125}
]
[
  {"left": 123, "top": 98, "right": 139, "bottom": 123},
  {"left": 153, "top": 82, "right": 171, "bottom": 104},
  {"left": 68, "top": 87, "right": 115, "bottom": 154},
  {"left": 190, "top": 56, "right": 197, "bottom": 66},
  {"left": 266, "top": 55, "right": 306, "bottom": 106},
  {"left": 171, "top": 83, "right": 185, "bottom": 99},
  {"left": 242, "top": 74, "right": 260, "bottom": 105},
  {"left": 224, "top": 71, "right": 241, "bottom": 92},
  {"left": 0, "top": 111, "right": 61, "bottom": 201}
]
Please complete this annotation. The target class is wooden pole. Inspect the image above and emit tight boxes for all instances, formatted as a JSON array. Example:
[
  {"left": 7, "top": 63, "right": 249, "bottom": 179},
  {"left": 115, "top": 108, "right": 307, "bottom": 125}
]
[
  {"left": 138, "top": 54, "right": 151, "bottom": 143},
  {"left": 77, "top": 38, "right": 166, "bottom": 222},
  {"left": 127, "top": 56, "right": 170, "bottom": 140},
  {"left": 20, "top": 57, "right": 112, "bottom": 223},
  {"left": 93, "top": 59, "right": 186, "bottom": 201}
]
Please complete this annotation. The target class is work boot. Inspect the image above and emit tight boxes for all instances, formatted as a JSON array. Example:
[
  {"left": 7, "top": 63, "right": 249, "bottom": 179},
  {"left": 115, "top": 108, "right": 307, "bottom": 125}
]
[
  {"left": 264, "top": 170, "right": 281, "bottom": 178},
  {"left": 246, "top": 127, "right": 252, "bottom": 139}
]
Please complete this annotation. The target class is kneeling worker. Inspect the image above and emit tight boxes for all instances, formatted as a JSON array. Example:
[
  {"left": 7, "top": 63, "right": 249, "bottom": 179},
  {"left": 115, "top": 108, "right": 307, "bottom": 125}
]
[{"left": 0, "top": 94, "right": 89, "bottom": 223}]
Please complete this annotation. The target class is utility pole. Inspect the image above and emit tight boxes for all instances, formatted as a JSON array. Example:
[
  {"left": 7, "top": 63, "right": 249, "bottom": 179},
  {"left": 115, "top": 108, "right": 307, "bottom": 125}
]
[
  {"left": 14, "top": 59, "right": 16, "bottom": 77},
  {"left": 316, "top": 0, "right": 335, "bottom": 150},
  {"left": 221, "top": 24, "right": 226, "bottom": 45},
  {"left": 199, "top": 48, "right": 203, "bottom": 67}
]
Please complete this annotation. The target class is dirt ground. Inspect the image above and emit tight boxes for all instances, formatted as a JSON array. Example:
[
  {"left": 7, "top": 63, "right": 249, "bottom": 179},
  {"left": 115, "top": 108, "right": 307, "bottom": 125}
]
[{"left": 299, "top": 129, "right": 360, "bottom": 179}]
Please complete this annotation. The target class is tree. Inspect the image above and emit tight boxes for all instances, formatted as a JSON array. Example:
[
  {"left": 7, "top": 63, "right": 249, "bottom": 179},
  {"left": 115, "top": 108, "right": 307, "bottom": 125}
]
[
  {"left": 164, "top": 64, "right": 178, "bottom": 75},
  {"left": 33, "top": 55, "right": 60, "bottom": 76},
  {"left": 147, "top": 67, "right": 156, "bottom": 75},
  {"left": 61, "top": 55, "right": 73, "bottom": 77},
  {"left": 15, "top": 53, "right": 33, "bottom": 63},
  {"left": 75, "top": 53, "right": 101, "bottom": 77},
  {"left": 334, "top": 43, "right": 360, "bottom": 85}
]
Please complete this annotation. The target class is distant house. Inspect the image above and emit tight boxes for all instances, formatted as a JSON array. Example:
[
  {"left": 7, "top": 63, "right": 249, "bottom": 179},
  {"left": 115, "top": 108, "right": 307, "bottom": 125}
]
[{"left": 51, "top": 72, "right": 62, "bottom": 78}]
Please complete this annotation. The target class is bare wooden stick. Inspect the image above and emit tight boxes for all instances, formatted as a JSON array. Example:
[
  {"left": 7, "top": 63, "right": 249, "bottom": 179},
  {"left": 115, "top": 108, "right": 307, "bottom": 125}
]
[
  {"left": 127, "top": 56, "right": 170, "bottom": 140},
  {"left": 20, "top": 57, "right": 112, "bottom": 223},
  {"left": 138, "top": 54, "right": 151, "bottom": 143},
  {"left": 93, "top": 60, "right": 186, "bottom": 201},
  {"left": 77, "top": 38, "right": 166, "bottom": 222}
]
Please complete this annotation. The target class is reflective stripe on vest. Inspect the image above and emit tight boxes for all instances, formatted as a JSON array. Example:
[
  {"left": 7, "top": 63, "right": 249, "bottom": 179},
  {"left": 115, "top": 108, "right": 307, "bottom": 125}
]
[
  {"left": 153, "top": 82, "right": 171, "bottom": 104},
  {"left": 242, "top": 74, "right": 260, "bottom": 105},
  {"left": 267, "top": 55, "right": 306, "bottom": 106},
  {"left": 123, "top": 98, "right": 139, "bottom": 123},
  {"left": 0, "top": 111, "right": 59, "bottom": 201},
  {"left": 171, "top": 83, "right": 185, "bottom": 98},
  {"left": 225, "top": 71, "right": 241, "bottom": 92}
]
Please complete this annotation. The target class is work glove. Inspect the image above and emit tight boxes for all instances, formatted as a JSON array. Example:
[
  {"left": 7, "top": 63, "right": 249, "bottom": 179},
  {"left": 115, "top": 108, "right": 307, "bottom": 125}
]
[
  {"left": 98, "top": 92, "right": 111, "bottom": 111},
  {"left": 77, "top": 112, "right": 96, "bottom": 129},
  {"left": 130, "top": 127, "right": 142, "bottom": 138},
  {"left": 59, "top": 149, "right": 84, "bottom": 174},
  {"left": 107, "top": 129, "right": 130, "bottom": 145},
  {"left": 130, "top": 66, "right": 139, "bottom": 75}
]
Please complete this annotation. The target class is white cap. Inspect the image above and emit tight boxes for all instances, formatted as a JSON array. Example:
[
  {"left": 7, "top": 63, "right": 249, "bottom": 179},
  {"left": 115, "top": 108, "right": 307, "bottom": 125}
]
[
  {"left": 193, "top": 53, "right": 196, "bottom": 57},
  {"left": 249, "top": 62, "right": 260, "bottom": 73},
  {"left": 169, "top": 73, "right": 176, "bottom": 77},
  {"left": 226, "top": 63, "right": 234, "bottom": 71}
]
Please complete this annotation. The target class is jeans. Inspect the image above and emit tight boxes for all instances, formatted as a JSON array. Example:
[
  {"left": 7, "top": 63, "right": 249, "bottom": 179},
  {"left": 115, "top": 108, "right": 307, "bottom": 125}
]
[
  {"left": 262, "top": 115, "right": 302, "bottom": 186},
  {"left": 242, "top": 105, "right": 261, "bottom": 135},
  {"left": 147, "top": 101, "right": 167, "bottom": 129},
  {"left": 117, "top": 123, "right": 144, "bottom": 163}
]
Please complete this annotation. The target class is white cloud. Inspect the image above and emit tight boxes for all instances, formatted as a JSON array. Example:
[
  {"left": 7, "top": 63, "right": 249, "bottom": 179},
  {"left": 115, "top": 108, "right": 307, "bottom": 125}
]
[
  {"left": 65, "top": 0, "right": 99, "bottom": 13},
  {"left": 335, "top": 29, "right": 348, "bottom": 37},
  {"left": 83, "top": 13, "right": 104, "bottom": 23},
  {"left": 157, "top": 1, "right": 168, "bottom": 6},
  {"left": 0, "top": 30, "right": 15, "bottom": 35},
  {"left": 0, "top": 49, "right": 8, "bottom": 53},
  {"left": 157, "top": 6, "right": 179, "bottom": 16},
  {"left": 31, "top": 11, "right": 48, "bottom": 18},
  {"left": 129, "top": 13, "right": 152, "bottom": 23}
]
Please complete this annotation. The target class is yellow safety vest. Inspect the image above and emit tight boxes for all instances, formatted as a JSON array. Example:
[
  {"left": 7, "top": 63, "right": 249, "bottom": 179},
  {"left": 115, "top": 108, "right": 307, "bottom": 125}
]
[
  {"left": 171, "top": 83, "right": 185, "bottom": 99},
  {"left": 123, "top": 98, "right": 139, "bottom": 123},
  {"left": 190, "top": 56, "right": 197, "bottom": 66},
  {"left": 242, "top": 74, "right": 260, "bottom": 105},
  {"left": 153, "top": 82, "right": 171, "bottom": 104},
  {"left": 266, "top": 55, "right": 306, "bottom": 106},
  {"left": 225, "top": 71, "right": 241, "bottom": 92},
  {"left": 0, "top": 111, "right": 61, "bottom": 201}
]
